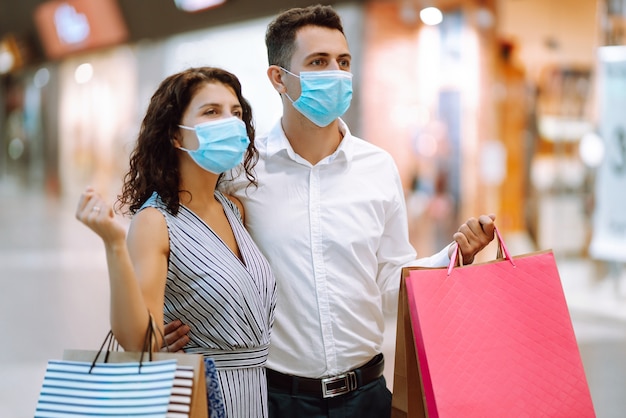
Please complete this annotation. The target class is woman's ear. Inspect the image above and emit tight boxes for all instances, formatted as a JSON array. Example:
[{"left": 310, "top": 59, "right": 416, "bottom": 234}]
[
  {"left": 267, "top": 65, "right": 287, "bottom": 94},
  {"left": 171, "top": 133, "right": 182, "bottom": 148}
]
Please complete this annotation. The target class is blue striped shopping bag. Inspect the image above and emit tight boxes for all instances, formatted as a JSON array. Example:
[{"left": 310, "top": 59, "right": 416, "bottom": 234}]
[{"left": 35, "top": 358, "right": 178, "bottom": 418}]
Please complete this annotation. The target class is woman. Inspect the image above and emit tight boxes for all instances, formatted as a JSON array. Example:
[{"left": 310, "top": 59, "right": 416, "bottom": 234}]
[{"left": 76, "top": 67, "right": 276, "bottom": 418}]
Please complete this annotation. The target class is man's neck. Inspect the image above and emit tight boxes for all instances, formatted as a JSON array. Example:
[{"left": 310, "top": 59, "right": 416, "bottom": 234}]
[{"left": 281, "top": 116, "right": 343, "bottom": 165}]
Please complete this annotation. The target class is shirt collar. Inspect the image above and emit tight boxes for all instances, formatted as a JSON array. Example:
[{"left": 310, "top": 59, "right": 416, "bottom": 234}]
[{"left": 265, "top": 118, "right": 354, "bottom": 166}]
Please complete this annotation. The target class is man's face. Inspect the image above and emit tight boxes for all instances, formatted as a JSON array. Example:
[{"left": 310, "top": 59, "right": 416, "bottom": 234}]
[{"left": 284, "top": 25, "right": 352, "bottom": 96}]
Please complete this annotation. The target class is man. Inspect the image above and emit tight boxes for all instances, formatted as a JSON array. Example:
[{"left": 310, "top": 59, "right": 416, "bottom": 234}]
[{"left": 165, "top": 5, "right": 495, "bottom": 417}]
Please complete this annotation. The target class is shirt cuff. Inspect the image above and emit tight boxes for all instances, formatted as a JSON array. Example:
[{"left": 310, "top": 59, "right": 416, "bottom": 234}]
[{"left": 407, "top": 243, "right": 452, "bottom": 268}]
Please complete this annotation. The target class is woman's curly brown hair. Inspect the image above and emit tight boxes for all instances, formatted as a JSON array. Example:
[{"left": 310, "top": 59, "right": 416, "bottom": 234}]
[{"left": 116, "top": 67, "right": 258, "bottom": 216}]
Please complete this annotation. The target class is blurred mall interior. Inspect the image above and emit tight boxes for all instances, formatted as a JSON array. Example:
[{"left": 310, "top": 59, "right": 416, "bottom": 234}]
[{"left": 1, "top": 0, "right": 626, "bottom": 417}]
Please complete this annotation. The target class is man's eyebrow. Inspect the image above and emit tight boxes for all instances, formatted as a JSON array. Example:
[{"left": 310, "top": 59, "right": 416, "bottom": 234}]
[
  {"left": 304, "top": 52, "right": 329, "bottom": 60},
  {"left": 304, "top": 52, "right": 352, "bottom": 60}
]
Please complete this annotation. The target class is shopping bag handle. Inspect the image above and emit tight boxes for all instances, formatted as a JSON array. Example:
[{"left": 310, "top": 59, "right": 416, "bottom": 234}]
[
  {"left": 447, "top": 225, "right": 515, "bottom": 275},
  {"left": 89, "top": 311, "right": 167, "bottom": 373}
]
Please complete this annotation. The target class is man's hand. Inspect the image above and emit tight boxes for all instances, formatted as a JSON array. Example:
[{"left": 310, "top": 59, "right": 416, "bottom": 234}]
[
  {"left": 449, "top": 214, "right": 496, "bottom": 264},
  {"left": 161, "top": 319, "right": 190, "bottom": 352}
]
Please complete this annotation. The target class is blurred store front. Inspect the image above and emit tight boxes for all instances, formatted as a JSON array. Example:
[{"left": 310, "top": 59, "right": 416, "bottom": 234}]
[
  {"left": 1, "top": 0, "right": 364, "bottom": 202},
  {"left": 358, "top": 0, "right": 614, "bottom": 262},
  {"left": 1, "top": 0, "right": 625, "bottom": 263}
]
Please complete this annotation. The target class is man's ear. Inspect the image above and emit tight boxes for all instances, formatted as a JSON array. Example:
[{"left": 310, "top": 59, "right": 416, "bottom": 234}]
[{"left": 267, "top": 65, "right": 287, "bottom": 94}]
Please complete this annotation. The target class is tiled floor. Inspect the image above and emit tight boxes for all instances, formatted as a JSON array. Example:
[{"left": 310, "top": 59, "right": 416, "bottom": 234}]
[{"left": 1, "top": 180, "right": 625, "bottom": 417}]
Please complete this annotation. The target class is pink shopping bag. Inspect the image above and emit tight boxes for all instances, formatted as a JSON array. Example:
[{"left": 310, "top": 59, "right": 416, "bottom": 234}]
[{"left": 392, "top": 227, "right": 595, "bottom": 417}]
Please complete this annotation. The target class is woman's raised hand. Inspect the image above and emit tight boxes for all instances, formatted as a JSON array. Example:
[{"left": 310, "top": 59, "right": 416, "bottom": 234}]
[{"left": 75, "top": 187, "right": 126, "bottom": 245}]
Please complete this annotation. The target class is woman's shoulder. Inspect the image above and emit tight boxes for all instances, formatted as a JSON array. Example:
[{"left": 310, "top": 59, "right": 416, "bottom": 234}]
[
  {"left": 138, "top": 191, "right": 163, "bottom": 210},
  {"left": 134, "top": 192, "right": 170, "bottom": 230},
  {"left": 128, "top": 204, "right": 168, "bottom": 249}
]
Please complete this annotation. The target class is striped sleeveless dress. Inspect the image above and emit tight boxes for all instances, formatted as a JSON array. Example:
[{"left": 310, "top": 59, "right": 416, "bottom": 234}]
[{"left": 141, "top": 191, "right": 276, "bottom": 418}]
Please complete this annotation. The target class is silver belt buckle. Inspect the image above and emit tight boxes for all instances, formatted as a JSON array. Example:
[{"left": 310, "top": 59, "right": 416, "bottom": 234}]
[{"left": 321, "top": 371, "right": 357, "bottom": 398}]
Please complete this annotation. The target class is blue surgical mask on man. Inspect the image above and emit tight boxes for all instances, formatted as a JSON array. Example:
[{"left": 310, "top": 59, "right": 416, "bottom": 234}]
[
  {"left": 281, "top": 68, "right": 353, "bottom": 127},
  {"left": 178, "top": 117, "right": 250, "bottom": 174}
]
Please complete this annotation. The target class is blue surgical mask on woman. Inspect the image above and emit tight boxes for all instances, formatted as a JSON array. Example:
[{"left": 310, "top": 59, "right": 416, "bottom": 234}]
[
  {"left": 178, "top": 117, "right": 250, "bottom": 174},
  {"left": 281, "top": 68, "right": 353, "bottom": 127}
]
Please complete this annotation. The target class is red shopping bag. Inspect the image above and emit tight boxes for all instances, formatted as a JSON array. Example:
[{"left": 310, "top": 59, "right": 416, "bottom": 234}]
[{"left": 391, "top": 227, "right": 595, "bottom": 418}]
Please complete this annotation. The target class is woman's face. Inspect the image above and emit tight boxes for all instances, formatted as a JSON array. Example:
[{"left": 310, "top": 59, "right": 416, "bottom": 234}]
[{"left": 177, "top": 81, "right": 243, "bottom": 151}]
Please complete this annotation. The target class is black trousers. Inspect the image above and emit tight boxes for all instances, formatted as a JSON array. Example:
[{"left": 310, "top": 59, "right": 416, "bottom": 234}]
[{"left": 268, "top": 375, "right": 392, "bottom": 418}]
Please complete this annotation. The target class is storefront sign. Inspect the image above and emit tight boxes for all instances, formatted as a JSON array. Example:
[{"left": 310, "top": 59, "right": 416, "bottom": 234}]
[
  {"left": 589, "top": 46, "right": 626, "bottom": 262},
  {"left": 34, "top": 0, "right": 128, "bottom": 60}
]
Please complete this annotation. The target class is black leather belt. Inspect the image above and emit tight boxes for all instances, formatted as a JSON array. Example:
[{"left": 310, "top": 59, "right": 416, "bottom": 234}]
[{"left": 267, "top": 354, "right": 385, "bottom": 398}]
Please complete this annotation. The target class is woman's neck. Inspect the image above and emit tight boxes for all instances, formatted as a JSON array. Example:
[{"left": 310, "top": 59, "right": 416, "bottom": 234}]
[{"left": 177, "top": 164, "right": 220, "bottom": 210}]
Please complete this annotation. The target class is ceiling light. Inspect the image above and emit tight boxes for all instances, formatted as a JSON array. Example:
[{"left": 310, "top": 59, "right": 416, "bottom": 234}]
[
  {"left": 174, "top": 0, "right": 227, "bottom": 13},
  {"left": 420, "top": 7, "right": 443, "bottom": 26}
]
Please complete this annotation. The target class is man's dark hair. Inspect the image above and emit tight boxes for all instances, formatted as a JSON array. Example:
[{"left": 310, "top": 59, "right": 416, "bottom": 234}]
[{"left": 265, "top": 4, "right": 345, "bottom": 70}]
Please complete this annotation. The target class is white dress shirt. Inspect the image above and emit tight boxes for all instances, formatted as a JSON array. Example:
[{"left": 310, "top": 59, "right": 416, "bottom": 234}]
[{"left": 221, "top": 119, "right": 449, "bottom": 378}]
